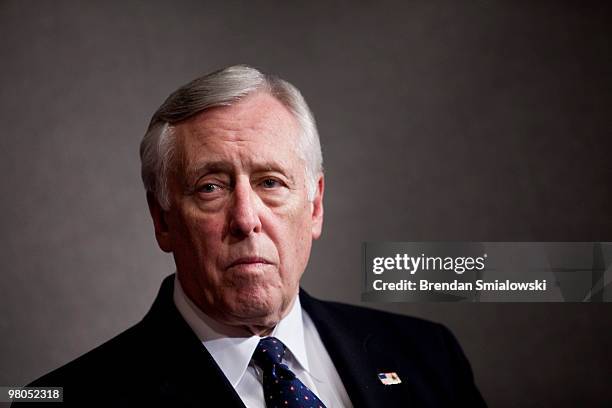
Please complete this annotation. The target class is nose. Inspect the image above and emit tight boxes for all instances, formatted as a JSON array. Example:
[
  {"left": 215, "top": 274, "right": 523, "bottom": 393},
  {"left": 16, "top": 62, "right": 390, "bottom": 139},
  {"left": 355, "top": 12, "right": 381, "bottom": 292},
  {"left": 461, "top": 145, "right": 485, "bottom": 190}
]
[{"left": 228, "top": 179, "right": 262, "bottom": 238}]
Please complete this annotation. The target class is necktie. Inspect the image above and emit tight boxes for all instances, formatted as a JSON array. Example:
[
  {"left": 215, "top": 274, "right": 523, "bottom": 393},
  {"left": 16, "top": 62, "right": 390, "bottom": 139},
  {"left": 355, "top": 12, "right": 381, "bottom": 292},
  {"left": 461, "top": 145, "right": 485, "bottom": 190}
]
[{"left": 252, "top": 337, "right": 327, "bottom": 408}]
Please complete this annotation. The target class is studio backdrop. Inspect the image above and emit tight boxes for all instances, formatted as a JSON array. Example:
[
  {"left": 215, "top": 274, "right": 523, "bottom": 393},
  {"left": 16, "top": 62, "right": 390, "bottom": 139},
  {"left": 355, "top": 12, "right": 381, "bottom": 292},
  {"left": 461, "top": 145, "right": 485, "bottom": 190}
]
[{"left": 1, "top": 1, "right": 611, "bottom": 407}]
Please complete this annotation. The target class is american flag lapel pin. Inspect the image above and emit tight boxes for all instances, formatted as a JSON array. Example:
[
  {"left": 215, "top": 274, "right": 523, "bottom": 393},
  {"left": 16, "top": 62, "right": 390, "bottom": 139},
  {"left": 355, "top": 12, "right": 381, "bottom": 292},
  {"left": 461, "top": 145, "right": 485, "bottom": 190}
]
[{"left": 378, "top": 372, "right": 402, "bottom": 385}]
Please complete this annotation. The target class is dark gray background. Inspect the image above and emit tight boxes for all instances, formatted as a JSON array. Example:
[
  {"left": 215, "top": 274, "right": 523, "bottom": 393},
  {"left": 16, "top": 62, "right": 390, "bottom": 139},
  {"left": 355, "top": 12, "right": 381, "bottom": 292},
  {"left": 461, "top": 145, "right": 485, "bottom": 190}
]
[{"left": 1, "top": 1, "right": 611, "bottom": 406}]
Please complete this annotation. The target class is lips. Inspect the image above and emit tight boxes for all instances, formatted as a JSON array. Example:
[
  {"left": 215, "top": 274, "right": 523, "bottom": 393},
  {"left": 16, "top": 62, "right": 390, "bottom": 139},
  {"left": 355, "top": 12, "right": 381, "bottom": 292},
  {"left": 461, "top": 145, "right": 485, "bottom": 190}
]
[{"left": 226, "top": 256, "right": 273, "bottom": 270}]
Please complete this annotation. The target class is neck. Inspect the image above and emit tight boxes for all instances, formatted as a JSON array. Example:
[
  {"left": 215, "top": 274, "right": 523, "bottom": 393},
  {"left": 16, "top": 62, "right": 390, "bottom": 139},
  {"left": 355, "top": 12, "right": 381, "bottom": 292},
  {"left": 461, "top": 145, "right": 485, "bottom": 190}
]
[
  {"left": 243, "top": 324, "right": 275, "bottom": 337},
  {"left": 174, "top": 276, "right": 299, "bottom": 339}
]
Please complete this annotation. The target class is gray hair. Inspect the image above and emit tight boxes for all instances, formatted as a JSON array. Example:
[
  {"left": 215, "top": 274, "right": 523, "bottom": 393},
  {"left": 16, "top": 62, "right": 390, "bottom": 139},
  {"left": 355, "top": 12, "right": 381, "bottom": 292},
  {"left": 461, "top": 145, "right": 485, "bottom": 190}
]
[{"left": 139, "top": 65, "right": 323, "bottom": 210}]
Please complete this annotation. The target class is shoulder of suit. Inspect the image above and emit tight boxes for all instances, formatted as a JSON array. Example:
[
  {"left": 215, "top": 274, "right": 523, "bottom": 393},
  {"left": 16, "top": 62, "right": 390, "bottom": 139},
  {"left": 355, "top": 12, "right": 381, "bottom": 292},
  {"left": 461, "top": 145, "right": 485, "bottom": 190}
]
[
  {"left": 301, "top": 292, "right": 467, "bottom": 368},
  {"left": 28, "top": 321, "right": 148, "bottom": 388},
  {"left": 303, "top": 291, "right": 448, "bottom": 337}
]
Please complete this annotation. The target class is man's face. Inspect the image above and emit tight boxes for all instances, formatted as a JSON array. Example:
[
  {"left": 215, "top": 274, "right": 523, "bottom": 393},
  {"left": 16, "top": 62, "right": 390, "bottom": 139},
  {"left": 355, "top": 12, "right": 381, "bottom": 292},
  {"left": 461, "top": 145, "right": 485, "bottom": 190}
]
[{"left": 149, "top": 92, "right": 324, "bottom": 333}]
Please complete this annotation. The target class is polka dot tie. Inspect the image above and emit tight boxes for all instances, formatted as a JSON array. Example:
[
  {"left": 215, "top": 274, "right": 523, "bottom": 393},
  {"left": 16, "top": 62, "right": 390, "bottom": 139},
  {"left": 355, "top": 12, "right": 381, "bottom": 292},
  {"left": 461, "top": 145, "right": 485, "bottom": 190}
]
[{"left": 252, "top": 337, "right": 327, "bottom": 408}]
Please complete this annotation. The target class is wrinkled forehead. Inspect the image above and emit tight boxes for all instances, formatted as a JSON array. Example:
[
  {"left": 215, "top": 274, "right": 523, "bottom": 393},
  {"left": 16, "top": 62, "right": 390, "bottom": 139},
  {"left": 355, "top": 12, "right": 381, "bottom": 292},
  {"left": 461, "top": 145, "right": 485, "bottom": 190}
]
[
  {"left": 181, "top": 92, "right": 298, "bottom": 136},
  {"left": 170, "top": 92, "right": 304, "bottom": 178}
]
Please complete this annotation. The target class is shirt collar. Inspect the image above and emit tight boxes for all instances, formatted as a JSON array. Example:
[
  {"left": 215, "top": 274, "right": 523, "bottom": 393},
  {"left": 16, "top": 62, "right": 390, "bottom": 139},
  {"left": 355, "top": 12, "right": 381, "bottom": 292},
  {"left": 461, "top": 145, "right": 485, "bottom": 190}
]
[
  {"left": 270, "top": 292, "right": 310, "bottom": 374},
  {"left": 172, "top": 276, "right": 310, "bottom": 387}
]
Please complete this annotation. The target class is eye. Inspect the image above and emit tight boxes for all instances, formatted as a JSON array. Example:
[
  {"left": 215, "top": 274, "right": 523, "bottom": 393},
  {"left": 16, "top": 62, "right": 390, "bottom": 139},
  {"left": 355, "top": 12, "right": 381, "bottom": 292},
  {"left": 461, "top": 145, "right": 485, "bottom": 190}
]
[
  {"left": 261, "top": 178, "right": 281, "bottom": 189},
  {"left": 198, "top": 183, "right": 222, "bottom": 193}
]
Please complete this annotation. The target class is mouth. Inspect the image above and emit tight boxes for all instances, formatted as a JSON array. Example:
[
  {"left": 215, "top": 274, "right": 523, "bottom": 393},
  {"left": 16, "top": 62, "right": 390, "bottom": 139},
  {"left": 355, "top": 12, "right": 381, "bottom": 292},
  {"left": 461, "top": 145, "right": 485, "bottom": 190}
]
[{"left": 227, "top": 256, "right": 273, "bottom": 270}]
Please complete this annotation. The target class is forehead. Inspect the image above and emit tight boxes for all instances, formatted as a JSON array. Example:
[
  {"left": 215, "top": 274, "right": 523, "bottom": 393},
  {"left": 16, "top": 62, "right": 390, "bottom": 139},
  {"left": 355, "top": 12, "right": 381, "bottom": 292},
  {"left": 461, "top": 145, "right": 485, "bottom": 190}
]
[{"left": 173, "top": 92, "right": 302, "bottom": 168}]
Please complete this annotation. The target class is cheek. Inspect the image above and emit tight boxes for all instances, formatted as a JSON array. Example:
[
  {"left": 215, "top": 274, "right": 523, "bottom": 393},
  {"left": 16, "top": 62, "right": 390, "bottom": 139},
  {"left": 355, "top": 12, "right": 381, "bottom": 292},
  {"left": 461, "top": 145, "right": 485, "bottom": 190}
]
[
  {"left": 172, "top": 210, "right": 225, "bottom": 264},
  {"left": 275, "top": 207, "right": 313, "bottom": 280}
]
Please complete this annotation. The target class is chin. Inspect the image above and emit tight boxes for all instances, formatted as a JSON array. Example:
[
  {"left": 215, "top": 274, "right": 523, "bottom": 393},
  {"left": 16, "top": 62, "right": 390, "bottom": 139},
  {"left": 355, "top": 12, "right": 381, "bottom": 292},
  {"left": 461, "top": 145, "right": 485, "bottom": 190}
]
[{"left": 224, "top": 285, "right": 287, "bottom": 326}]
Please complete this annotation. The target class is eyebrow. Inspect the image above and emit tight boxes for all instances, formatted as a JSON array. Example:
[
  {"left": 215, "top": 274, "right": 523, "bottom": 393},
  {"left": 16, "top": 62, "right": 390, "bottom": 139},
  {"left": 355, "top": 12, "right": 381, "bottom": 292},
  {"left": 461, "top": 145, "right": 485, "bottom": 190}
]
[
  {"left": 184, "top": 160, "right": 295, "bottom": 184},
  {"left": 185, "top": 161, "right": 233, "bottom": 181}
]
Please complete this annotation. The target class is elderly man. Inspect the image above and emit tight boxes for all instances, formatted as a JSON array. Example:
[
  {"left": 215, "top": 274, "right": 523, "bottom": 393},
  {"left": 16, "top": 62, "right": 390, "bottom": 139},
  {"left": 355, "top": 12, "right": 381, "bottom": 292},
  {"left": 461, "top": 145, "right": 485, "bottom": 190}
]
[{"left": 21, "top": 65, "right": 486, "bottom": 407}]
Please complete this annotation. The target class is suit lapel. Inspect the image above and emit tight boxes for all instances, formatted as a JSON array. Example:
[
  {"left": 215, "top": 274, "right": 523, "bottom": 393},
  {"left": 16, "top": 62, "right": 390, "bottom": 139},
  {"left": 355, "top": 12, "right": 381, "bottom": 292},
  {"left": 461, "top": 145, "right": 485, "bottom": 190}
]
[
  {"left": 300, "top": 290, "right": 415, "bottom": 407},
  {"left": 143, "top": 278, "right": 426, "bottom": 406},
  {"left": 140, "top": 275, "right": 246, "bottom": 407}
]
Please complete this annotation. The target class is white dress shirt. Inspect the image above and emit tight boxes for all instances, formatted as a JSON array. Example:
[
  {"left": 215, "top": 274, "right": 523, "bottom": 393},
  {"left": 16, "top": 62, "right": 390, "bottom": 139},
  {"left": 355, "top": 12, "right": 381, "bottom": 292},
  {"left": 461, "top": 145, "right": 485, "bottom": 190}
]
[{"left": 173, "top": 276, "right": 353, "bottom": 408}]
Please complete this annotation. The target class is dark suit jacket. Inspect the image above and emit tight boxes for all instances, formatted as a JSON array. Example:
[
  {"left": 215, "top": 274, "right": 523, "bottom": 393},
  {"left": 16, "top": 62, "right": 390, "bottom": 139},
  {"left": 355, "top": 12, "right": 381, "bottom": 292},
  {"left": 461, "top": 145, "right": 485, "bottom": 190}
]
[{"left": 17, "top": 275, "right": 486, "bottom": 407}]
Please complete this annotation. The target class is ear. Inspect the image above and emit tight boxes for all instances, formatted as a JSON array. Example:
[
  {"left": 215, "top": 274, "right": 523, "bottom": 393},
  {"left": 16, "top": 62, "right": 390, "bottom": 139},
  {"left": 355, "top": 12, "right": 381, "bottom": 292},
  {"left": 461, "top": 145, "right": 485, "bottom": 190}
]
[
  {"left": 311, "top": 174, "right": 324, "bottom": 240},
  {"left": 146, "top": 192, "right": 173, "bottom": 253}
]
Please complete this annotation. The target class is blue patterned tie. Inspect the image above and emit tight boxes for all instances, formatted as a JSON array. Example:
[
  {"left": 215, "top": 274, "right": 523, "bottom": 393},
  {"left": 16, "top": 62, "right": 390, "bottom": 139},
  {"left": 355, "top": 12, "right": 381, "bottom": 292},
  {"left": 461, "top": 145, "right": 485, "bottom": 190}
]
[{"left": 253, "top": 337, "right": 327, "bottom": 408}]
